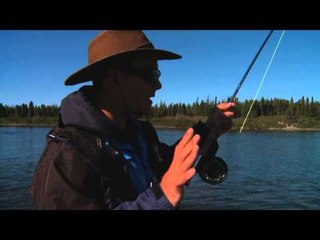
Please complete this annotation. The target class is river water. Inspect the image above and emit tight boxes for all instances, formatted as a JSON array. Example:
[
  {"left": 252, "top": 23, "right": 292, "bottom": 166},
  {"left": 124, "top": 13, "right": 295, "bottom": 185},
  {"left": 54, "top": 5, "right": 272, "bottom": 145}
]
[{"left": 0, "top": 127, "right": 319, "bottom": 209}]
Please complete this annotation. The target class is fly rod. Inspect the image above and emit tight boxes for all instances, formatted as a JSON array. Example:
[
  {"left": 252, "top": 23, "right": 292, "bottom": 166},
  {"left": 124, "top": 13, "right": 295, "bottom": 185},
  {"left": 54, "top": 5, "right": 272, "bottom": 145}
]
[{"left": 196, "top": 30, "right": 274, "bottom": 184}]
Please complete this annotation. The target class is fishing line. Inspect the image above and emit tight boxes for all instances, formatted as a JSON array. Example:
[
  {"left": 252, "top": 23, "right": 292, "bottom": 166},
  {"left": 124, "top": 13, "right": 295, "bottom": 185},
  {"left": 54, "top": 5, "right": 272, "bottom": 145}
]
[{"left": 239, "top": 30, "right": 286, "bottom": 133}]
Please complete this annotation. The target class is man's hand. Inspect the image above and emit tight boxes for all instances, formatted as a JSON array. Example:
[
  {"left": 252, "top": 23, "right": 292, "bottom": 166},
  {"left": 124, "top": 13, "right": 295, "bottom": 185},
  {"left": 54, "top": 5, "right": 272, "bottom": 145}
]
[
  {"left": 160, "top": 128, "right": 200, "bottom": 207},
  {"left": 206, "top": 102, "right": 235, "bottom": 135}
]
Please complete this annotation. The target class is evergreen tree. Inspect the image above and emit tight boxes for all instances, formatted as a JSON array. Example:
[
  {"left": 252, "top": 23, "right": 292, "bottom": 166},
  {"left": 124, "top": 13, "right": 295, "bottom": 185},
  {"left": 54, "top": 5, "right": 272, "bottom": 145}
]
[
  {"left": 28, "top": 101, "right": 34, "bottom": 118},
  {"left": 0, "top": 103, "right": 5, "bottom": 117}
]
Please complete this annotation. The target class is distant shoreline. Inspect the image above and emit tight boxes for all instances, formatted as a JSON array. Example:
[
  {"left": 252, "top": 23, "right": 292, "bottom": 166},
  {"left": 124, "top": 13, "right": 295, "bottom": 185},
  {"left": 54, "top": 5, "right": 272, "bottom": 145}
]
[
  {"left": 267, "top": 126, "right": 320, "bottom": 131},
  {"left": 148, "top": 116, "right": 320, "bottom": 131},
  {"left": 155, "top": 125, "right": 320, "bottom": 131},
  {"left": 0, "top": 123, "right": 54, "bottom": 128},
  {"left": 3, "top": 124, "right": 320, "bottom": 132}
]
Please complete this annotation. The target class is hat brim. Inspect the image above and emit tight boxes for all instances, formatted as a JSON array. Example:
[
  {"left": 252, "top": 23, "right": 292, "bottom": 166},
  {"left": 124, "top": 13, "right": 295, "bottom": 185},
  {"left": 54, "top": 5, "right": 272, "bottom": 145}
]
[{"left": 64, "top": 48, "right": 181, "bottom": 86}]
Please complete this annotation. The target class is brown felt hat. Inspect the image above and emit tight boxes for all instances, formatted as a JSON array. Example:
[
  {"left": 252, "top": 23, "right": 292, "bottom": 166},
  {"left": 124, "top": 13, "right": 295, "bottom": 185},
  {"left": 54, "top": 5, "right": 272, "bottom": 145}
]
[{"left": 64, "top": 30, "right": 182, "bottom": 85}]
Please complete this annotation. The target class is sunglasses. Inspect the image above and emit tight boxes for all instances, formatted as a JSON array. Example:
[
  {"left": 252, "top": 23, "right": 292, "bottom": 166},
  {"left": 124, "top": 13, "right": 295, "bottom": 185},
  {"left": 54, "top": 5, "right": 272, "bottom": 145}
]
[{"left": 123, "top": 67, "right": 161, "bottom": 82}]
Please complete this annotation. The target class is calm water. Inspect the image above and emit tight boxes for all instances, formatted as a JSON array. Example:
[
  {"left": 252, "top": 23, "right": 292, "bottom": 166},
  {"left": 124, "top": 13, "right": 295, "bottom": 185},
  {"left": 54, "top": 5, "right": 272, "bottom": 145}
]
[{"left": 0, "top": 127, "right": 319, "bottom": 210}]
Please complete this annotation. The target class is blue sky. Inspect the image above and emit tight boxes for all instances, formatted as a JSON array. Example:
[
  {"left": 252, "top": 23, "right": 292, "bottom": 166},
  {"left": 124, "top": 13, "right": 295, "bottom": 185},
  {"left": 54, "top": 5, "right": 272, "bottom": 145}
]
[{"left": 0, "top": 30, "right": 319, "bottom": 106}]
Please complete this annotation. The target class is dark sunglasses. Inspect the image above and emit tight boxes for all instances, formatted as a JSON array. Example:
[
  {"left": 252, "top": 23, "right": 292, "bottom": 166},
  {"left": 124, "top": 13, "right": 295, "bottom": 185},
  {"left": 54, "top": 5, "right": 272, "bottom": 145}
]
[{"left": 123, "top": 67, "right": 161, "bottom": 82}]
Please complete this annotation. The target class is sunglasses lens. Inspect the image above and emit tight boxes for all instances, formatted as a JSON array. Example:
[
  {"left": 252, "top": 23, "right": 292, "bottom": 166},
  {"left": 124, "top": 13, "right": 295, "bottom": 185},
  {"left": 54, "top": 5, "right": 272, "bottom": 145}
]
[
  {"left": 124, "top": 67, "right": 161, "bottom": 82},
  {"left": 150, "top": 69, "right": 161, "bottom": 81}
]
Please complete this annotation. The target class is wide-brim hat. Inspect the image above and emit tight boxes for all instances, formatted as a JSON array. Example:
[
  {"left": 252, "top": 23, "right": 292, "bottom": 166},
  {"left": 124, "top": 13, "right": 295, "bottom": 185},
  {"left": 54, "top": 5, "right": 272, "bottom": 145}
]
[{"left": 64, "top": 30, "right": 182, "bottom": 86}]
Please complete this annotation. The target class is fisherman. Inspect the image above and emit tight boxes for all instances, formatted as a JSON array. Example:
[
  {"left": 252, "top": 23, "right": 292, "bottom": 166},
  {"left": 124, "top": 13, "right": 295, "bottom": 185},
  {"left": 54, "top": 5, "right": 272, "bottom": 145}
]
[{"left": 31, "top": 30, "right": 235, "bottom": 210}]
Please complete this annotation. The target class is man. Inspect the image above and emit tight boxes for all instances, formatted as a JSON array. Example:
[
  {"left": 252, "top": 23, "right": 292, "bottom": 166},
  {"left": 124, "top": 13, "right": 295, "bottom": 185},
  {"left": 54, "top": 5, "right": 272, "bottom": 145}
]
[{"left": 31, "top": 30, "right": 235, "bottom": 210}]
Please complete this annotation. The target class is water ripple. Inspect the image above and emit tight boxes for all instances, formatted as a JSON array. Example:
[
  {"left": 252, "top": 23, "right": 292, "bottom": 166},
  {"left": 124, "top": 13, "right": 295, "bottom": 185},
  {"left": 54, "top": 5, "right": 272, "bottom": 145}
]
[{"left": 1, "top": 128, "right": 320, "bottom": 209}]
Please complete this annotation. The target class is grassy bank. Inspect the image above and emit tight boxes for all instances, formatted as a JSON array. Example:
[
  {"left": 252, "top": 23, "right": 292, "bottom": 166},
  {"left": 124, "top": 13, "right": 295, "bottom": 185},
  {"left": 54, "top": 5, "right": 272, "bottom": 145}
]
[
  {"left": 0, "top": 117, "right": 57, "bottom": 127},
  {"left": 1, "top": 116, "right": 320, "bottom": 131},
  {"left": 149, "top": 115, "right": 320, "bottom": 131}
]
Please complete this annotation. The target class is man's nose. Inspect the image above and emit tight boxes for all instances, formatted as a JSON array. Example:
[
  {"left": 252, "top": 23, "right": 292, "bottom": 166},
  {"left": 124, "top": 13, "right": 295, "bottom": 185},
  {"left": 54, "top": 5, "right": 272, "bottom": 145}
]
[{"left": 154, "top": 79, "right": 162, "bottom": 91}]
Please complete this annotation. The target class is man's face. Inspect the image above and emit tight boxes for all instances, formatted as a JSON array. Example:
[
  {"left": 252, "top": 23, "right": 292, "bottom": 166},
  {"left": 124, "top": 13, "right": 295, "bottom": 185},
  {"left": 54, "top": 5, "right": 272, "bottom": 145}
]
[{"left": 119, "top": 56, "right": 162, "bottom": 115}]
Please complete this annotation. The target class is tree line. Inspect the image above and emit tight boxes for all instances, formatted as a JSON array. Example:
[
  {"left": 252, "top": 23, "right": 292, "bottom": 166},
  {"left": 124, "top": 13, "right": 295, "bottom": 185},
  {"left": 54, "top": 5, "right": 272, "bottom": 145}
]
[
  {"left": 1, "top": 96, "right": 320, "bottom": 120},
  {"left": 149, "top": 96, "right": 320, "bottom": 120},
  {"left": 0, "top": 102, "right": 59, "bottom": 118}
]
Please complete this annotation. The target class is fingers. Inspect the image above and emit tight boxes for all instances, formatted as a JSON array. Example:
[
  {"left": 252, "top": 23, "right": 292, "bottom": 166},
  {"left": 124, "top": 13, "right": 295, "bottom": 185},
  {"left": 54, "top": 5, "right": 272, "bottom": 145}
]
[
  {"left": 179, "top": 144, "right": 200, "bottom": 173},
  {"left": 176, "top": 168, "right": 196, "bottom": 186},
  {"left": 217, "top": 102, "right": 235, "bottom": 111},
  {"left": 174, "top": 128, "right": 198, "bottom": 161},
  {"left": 209, "top": 102, "right": 235, "bottom": 134},
  {"left": 178, "top": 133, "right": 200, "bottom": 162},
  {"left": 175, "top": 135, "right": 200, "bottom": 186},
  {"left": 177, "top": 128, "right": 194, "bottom": 149},
  {"left": 216, "top": 102, "right": 235, "bottom": 118},
  {"left": 221, "top": 111, "right": 234, "bottom": 118},
  {"left": 160, "top": 130, "right": 200, "bottom": 206},
  {"left": 171, "top": 130, "right": 200, "bottom": 169}
]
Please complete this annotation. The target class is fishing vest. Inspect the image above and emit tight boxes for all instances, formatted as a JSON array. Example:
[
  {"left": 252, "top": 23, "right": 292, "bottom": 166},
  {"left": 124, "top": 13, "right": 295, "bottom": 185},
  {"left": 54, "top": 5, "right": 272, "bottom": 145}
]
[{"left": 35, "top": 122, "right": 168, "bottom": 209}]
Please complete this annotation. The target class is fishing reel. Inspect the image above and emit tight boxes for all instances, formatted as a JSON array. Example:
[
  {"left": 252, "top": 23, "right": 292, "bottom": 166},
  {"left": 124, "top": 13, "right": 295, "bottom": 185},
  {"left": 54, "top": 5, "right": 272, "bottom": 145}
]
[
  {"left": 195, "top": 135, "right": 228, "bottom": 185},
  {"left": 197, "top": 156, "right": 228, "bottom": 185},
  {"left": 194, "top": 30, "right": 275, "bottom": 185}
]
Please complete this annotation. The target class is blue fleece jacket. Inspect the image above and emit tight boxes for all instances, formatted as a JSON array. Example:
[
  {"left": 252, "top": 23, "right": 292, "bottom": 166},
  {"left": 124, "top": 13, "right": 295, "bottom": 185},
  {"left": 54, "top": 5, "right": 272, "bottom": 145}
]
[{"left": 60, "top": 86, "right": 175, "bottom": 210}]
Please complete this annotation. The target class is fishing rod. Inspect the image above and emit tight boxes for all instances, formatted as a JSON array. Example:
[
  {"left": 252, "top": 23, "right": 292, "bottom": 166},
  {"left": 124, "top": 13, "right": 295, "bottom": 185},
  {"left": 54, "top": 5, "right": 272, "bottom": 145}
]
[
  {"left": 229, "top": 30, "right": 274, "bottom": 102},
  {"left": 196, "top": 30, "right": 274, "bottom": 185}
]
